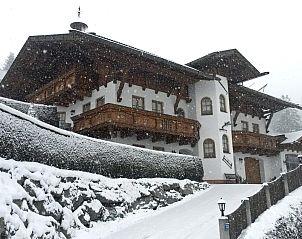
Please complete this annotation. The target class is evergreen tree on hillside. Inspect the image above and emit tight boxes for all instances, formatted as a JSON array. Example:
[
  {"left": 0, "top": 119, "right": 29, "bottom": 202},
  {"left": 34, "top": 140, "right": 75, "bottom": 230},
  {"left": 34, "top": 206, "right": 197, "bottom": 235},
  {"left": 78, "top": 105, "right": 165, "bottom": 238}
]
[
  {"left": 270, "top": 95, "right": 302, "bottom": 133},
  {"left": 2, "top": 52, "right": 15, "bottom": 71}
]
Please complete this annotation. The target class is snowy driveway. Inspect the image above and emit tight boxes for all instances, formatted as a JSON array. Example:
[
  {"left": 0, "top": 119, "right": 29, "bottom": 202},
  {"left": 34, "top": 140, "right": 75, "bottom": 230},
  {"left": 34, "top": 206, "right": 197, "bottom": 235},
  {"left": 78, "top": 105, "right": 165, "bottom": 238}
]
[{"left": 102, "top": 184, "right": 262, "bottom": 239}]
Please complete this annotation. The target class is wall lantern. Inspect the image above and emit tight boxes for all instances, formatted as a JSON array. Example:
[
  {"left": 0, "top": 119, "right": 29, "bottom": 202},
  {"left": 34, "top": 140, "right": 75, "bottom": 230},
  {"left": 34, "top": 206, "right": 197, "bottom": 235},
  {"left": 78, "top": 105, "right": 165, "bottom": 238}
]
[{"left": 218, "top": 197, "right": 226, "bottom": 217}]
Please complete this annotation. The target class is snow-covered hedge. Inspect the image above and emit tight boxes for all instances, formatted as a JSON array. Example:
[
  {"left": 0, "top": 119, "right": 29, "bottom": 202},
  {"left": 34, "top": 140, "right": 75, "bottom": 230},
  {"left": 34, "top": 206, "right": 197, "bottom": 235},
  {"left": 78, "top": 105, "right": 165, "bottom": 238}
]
[
  {"left": 0, "top": 97, "right": 58, "bottom": 126},
  {"left": 0, "top": 159, "right": 208, "bottom": 238},
  {"left": 0, "top": 103, "right": 204, "bottom": 181}
]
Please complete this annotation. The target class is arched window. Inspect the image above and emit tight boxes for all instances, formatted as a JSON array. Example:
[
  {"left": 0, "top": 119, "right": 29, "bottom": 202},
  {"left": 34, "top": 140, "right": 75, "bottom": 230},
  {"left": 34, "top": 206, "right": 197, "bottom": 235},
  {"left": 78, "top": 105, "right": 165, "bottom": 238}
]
[
  {"left": 222, "top": 135, "right": 229, "bottom": 153},
  {"left": 176, "top": 108, "right": 185, "bottom": 117},
  {"left": 220, "top": 95, "right": 227, "bottom": 112},
  {"left": 201, "top": 97, "right": 213, "bottom": 115},
  {"left": 203, "top": 138, "right": 216, "bottom": 158}
]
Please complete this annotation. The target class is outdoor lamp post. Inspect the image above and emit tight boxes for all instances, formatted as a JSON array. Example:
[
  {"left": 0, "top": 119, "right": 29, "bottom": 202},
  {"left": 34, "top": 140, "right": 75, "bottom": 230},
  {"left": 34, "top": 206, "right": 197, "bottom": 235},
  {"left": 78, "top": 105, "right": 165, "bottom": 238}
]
[{"left": 218, "top": 198, "right": 226, "bottom": 217}]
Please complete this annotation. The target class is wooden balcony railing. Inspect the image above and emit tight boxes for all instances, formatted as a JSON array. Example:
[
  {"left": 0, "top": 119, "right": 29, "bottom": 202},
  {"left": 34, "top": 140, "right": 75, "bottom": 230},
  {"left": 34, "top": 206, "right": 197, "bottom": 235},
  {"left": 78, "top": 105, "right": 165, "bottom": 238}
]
[
  {"left": 232, "top": 131, "right": 281, "bottom": 156},
  {"left": 26, "top": 68, "right": 98, "bottom": 105},
  {"left": 72, "top": 103, "right": 201, "bottom": 145}
]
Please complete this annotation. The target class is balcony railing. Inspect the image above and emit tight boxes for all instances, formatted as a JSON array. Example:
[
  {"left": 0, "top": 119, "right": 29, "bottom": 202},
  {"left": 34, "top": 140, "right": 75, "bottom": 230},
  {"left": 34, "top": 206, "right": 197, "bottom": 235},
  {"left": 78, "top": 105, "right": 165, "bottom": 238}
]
[
  {"left": 72, "top": 104, "right": 200, "bottom": 145},
  {"left": 232, "top": 131, "right": 280, "bottom": 156},
  {"left": 26, "top": 68, "right": 98, "bottom": 105}
]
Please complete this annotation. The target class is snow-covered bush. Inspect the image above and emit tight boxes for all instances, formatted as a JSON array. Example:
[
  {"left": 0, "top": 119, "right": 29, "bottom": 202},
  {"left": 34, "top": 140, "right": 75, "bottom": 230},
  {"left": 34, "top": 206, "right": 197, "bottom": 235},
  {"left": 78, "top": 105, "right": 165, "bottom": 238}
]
[
  {"left": 0, "top": 97, "right": 58, "bottom": 126},
  {"left": 0, "top": 159, "right": 208, "bottom": 238},
  {"left": 0, "top": 103, "right": 204, "bottom": 181}
]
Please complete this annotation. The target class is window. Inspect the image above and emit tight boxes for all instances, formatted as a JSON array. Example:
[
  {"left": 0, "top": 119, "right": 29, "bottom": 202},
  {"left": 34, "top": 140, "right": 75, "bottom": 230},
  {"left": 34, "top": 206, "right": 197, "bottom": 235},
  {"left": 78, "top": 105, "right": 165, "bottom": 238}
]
[
  {"left": 96, "top": 96, "right": 105, "bottom": 107},
  {"left": 242, "top": 121, "right": 249, "bottom": 132},
  {"left": 132, "top": 96, "right": 144, "bottom": 110},
  {"left": 176, "top": 108, "right": 185, "bottom": 117},
  {"left": 57, "top": 112, "right": 66, "bottom": 124},
  {"left": 153, "top": 146, "right": 165, "bottom": 151},
  {"left": 201, "top": 97, "right": 213, "bottom": 115},
  {"left": 133, "top": 144, "right": 145, "bottom": 148},
  {"left": 83, "top": 102, "right": 91, "bottom": 113},
  {"left": 203, "top": 139, "right": 216, "bottom": 158},
  {"left": 222, "top": 135, "right": 230, "bottom": 153},
  {"left": 219, "top": 95, "right": 227, "bottom": 112},
  {"left": 285, "top": 154, "right": 300, "bottom": 171},
  {"left": 252, "top": 123, "right": 259, "bottom": 133},
  {"left": 152, "top": 100, "right": 163, "bottom": 113}
]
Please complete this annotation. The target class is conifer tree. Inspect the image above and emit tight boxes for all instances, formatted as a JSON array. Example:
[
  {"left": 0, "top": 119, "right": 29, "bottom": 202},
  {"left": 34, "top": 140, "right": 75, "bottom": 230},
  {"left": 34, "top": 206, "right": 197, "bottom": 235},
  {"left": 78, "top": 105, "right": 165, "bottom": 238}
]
[
  {"left": 2, "top": 52, "right": 15, "bottom": 71},
  {"left": 270, "top": 95, "right": 302, "bottom": 133}
]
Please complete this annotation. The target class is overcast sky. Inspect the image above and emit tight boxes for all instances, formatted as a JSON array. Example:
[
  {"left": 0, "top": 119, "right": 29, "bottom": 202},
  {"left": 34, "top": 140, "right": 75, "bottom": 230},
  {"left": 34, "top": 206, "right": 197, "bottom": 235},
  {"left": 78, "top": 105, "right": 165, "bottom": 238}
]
[{"left": 1, "top": 0, "right": 301, "bottom": 104}]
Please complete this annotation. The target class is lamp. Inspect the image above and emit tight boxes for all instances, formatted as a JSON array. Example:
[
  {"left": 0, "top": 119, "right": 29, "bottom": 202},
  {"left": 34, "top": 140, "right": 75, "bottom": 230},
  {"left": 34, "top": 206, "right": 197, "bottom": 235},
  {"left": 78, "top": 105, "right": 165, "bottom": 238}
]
[{"left": 218, "top": 198, "right": 226, "bottom": 217}]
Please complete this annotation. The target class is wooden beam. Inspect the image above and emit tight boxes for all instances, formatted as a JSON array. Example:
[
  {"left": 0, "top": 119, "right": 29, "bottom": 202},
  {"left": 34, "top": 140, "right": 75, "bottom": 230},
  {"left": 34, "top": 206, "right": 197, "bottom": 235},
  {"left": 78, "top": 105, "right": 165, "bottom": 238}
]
[
  {"left": 266, "top": 112, "right": 274, "bottom": 133},
  {"left": 117, "top": 81, "right": 125, "bottom": 102},
  {"left": 233, "top": 111, "right": 240, "bottom": 127}
]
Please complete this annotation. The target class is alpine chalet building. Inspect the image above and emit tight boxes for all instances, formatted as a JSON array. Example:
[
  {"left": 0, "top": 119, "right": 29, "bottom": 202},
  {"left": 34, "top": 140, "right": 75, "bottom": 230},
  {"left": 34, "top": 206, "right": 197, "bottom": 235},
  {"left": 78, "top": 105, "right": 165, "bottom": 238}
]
[{"left": 1, "top": 18, "right": 302, "bottom": 183}]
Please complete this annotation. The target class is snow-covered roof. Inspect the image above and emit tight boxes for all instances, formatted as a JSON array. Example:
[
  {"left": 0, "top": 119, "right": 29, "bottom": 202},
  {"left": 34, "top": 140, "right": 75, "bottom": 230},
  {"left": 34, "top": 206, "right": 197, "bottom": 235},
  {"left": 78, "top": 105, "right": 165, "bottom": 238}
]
[
  {"left": 280, "top": 130, "right": 302, "bottom": 144},
  {"left": 1, "top": 30, "right": 213, "bottom": 101},
  {"left": 187, "top": 49, "right": 268, "bottom": 84}
]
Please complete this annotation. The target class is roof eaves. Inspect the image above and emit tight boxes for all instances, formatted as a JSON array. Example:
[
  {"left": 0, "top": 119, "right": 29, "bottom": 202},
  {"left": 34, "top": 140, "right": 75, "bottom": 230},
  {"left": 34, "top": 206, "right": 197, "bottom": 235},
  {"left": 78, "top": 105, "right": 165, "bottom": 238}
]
[{"left": 70, "top": 30, "right": 213, "bottom": 80}]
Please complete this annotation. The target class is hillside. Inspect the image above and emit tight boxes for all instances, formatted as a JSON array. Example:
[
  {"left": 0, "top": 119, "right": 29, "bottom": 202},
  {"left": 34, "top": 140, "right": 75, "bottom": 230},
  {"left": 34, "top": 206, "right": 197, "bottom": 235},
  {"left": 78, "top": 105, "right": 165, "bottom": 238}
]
[{"left": 0, "top": 102, "right": 203, "bottom": 181}]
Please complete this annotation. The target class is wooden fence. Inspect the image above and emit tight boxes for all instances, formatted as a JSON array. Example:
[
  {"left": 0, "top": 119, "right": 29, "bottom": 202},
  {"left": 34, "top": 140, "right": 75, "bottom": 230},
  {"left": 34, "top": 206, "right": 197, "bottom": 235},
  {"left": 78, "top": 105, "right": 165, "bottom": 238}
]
[{"left": 225, "top": 164, "right": 302, "bottom": 239}]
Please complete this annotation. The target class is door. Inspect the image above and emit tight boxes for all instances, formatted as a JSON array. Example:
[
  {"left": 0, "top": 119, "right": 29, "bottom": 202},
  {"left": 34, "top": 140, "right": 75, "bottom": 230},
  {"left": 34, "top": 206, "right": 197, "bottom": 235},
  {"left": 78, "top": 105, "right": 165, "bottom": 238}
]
[{"left": 244, "top": 157, "right": 261, "bottom": 184}]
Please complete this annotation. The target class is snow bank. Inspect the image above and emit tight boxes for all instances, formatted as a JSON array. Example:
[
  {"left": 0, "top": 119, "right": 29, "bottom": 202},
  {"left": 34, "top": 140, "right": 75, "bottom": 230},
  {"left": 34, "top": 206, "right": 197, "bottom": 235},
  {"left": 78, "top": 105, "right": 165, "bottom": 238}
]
[
  {"left": 239, "top": 186, "right": 302, "bottom": 239},
  {"left": 0, "top": 158, "right": 208, "bottom": 238},
  {"left": 0, "top": 103, "right": 203, "bottom": 181}
]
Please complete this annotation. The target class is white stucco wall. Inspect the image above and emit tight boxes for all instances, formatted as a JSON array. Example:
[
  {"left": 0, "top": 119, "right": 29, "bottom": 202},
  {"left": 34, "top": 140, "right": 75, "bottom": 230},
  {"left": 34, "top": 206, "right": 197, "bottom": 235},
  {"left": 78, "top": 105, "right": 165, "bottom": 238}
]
[
  {"left": 231, "top": 111, "right": 267, "bottom": 134},
  {"left": 109, "top": 134, "right": 195, "bottom": 155},
  {"left": 57, "top": 81, "right": 117, "bottom": 125},
  {"left": 118, "top": 82, "right": 189, "bottom": 117},
  {"left": 191, "top": 76, "right": 234, "bottom": 181},
  {"left": 279, "top": 149, "right": 302, "bottom": 172},
  {"left": 56, "top": 81, "right": 196, "bottom": 154},
  {"left": 234, "top": 152, "right": 283, "bottom": 183}
]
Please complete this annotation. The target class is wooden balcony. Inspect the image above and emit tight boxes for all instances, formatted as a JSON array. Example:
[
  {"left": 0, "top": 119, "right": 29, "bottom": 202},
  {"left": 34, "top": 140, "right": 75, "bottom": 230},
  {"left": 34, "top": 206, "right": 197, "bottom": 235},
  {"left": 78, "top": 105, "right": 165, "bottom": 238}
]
[
  {"left": 72, "top": 104, "right": 201, "bottom": 145},
  {"left": 26, "top": 68, "right": 98, "bottom": 105},
  {"left": 232, "top": 131, "right": 281, "bottom": 156}
]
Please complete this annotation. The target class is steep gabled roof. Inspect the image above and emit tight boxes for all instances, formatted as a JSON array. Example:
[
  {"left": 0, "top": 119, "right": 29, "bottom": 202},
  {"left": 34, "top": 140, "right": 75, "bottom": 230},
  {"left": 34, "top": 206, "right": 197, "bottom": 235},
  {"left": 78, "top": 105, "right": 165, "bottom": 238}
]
[
  {"left": 0, "top": 30, "right": 213, "bottom": 101},
  {"left": 187, "top": 49, "right": 269, "bottom": 83}
]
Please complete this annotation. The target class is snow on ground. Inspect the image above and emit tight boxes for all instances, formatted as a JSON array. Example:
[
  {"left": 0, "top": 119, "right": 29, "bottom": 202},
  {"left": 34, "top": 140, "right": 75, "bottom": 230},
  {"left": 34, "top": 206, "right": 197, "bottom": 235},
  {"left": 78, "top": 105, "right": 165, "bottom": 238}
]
[
  {"left": 239, "top": 186, "right": 302, "bottom": 239},
  {"left": 0, "top": 158, "right": 208, "bottom": 238},
  {"left": 77, "top": 184, "right": 261, "bottom": 239}
]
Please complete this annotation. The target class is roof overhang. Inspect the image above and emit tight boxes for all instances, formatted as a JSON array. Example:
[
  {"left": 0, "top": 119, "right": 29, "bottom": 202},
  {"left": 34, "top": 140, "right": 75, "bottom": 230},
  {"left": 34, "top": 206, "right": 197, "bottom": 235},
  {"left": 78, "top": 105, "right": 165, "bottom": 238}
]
[
  {"left": 229, "top": 84, "right": 302, "bottom": 114},
  {"left": 0, "top": 30, "right": 213, "bottom": 101},
  {"left": 187, "top": 49, "right": 269, "bottom": 84}
]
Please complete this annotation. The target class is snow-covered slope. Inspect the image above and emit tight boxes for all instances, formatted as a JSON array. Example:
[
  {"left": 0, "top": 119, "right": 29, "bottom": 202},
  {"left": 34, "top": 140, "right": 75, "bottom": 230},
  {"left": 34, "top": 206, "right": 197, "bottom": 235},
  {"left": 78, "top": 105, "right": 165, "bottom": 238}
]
[
  {"left": 0, "top": 158, "right": 208, "bottom": 238},
  {"left": 239, "top": 186, "right": 302, "bottom": 239},
  {"left": 92, "top": 184, "right": 262, "bottom": 239},
  {"left": 0, "top": 102, "right": 203, "bottom": 181}
]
